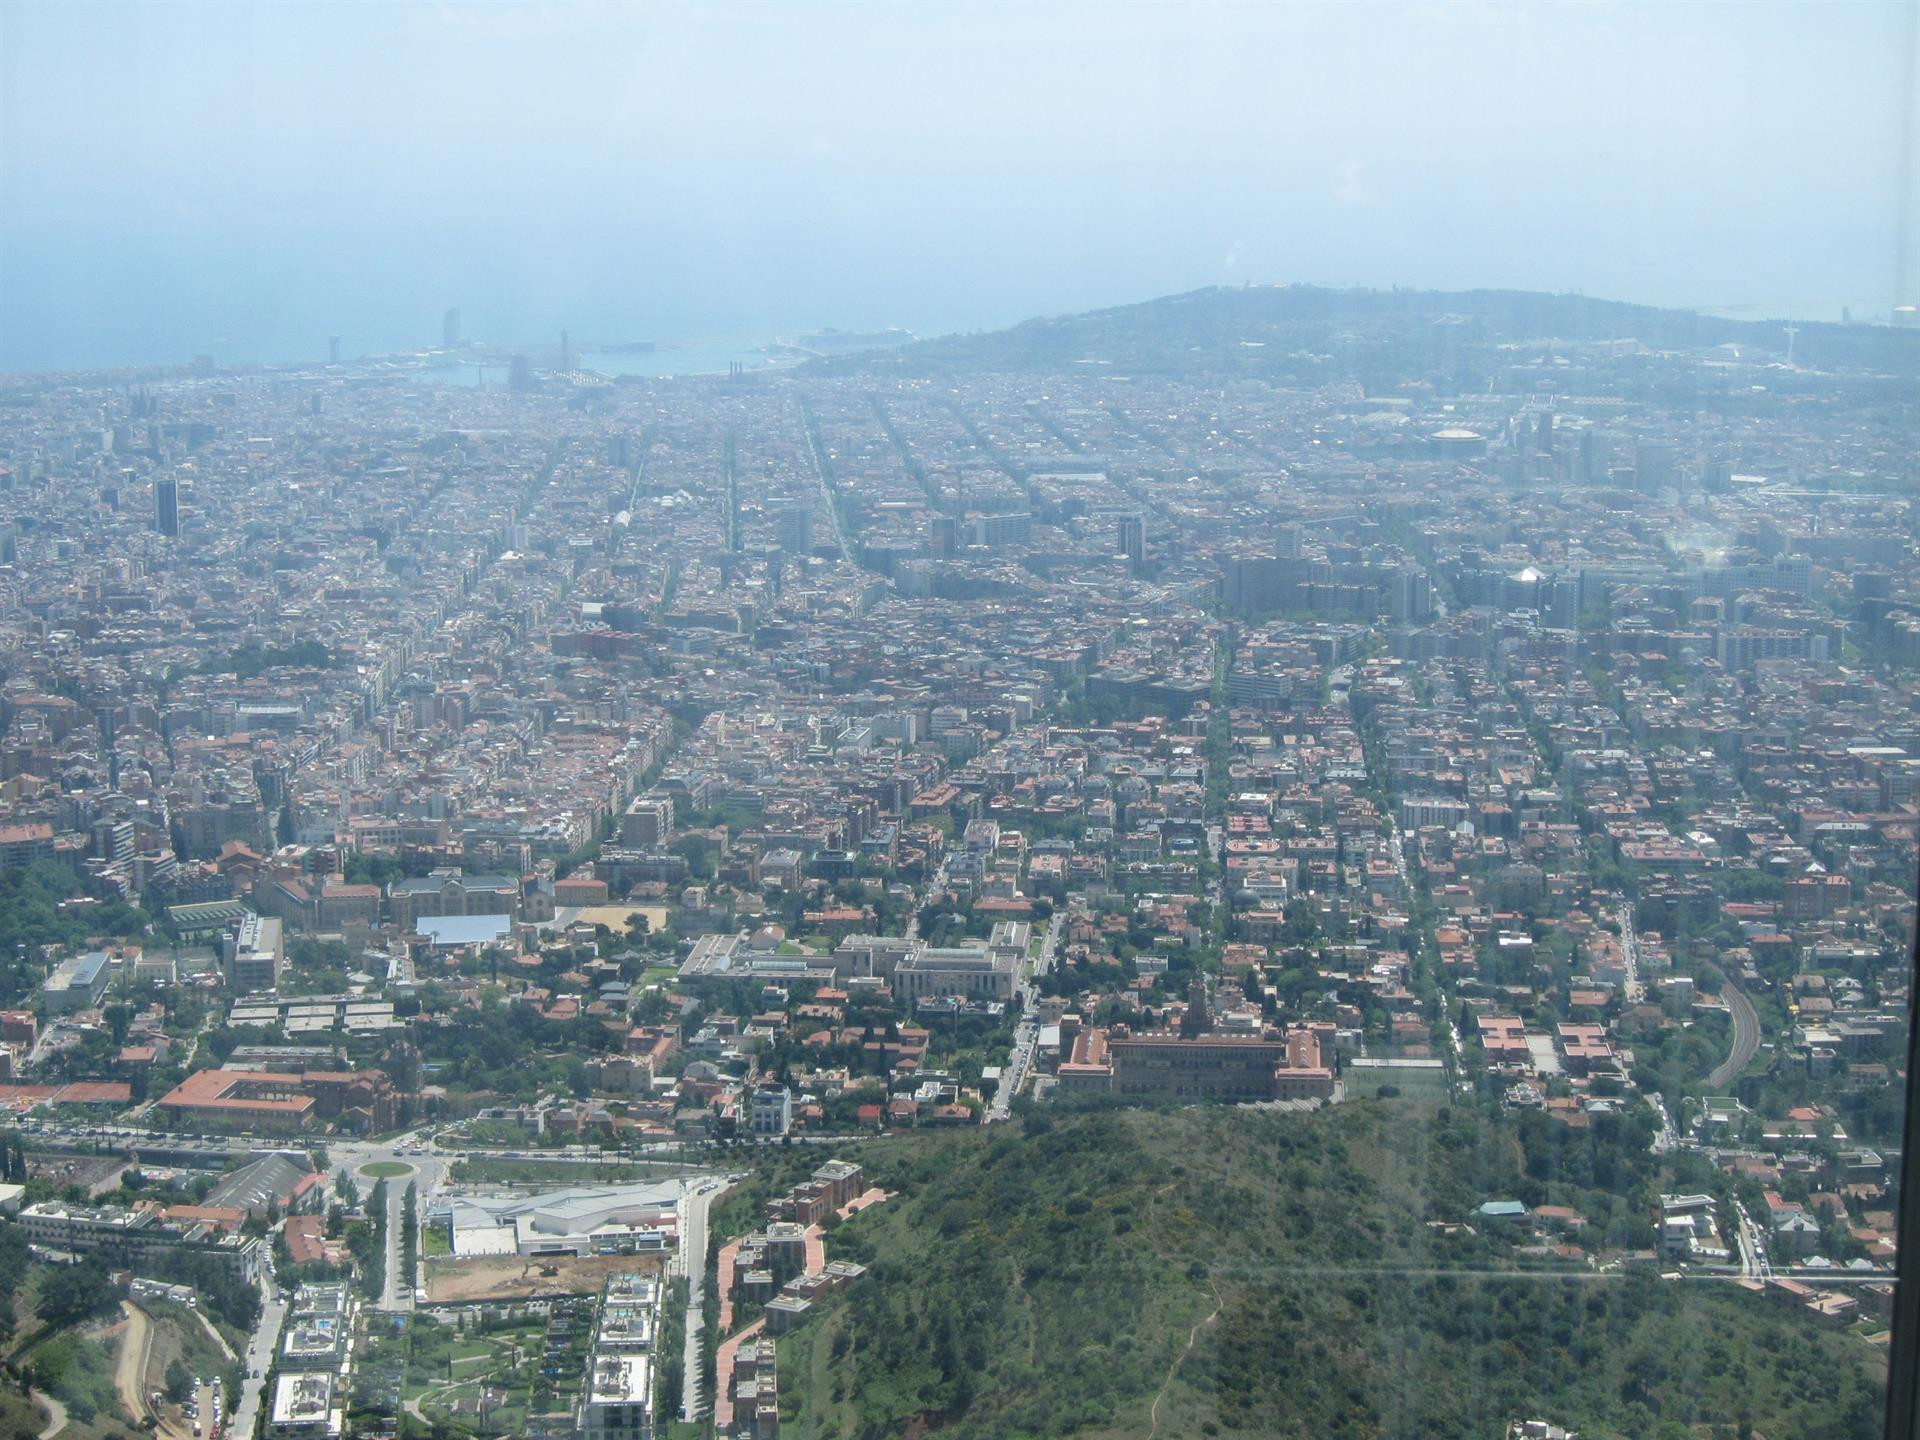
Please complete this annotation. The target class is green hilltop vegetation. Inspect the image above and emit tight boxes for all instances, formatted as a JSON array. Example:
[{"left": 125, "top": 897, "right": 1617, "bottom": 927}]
[
  {"left": 815, "top": 284, "right": 1920, "bottom": 384},
  {"left": 776, "top": 1100, "right": 1883, "bottom": 1440}
]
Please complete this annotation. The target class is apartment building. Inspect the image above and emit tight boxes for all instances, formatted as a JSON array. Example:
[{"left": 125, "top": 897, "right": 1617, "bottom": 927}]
[
  {"left": 223, "top": 912, "right": 284, "bottom": 994},
  {"left": 18, "top": 1200, "right": 263, "bottom": 1278},
  {"left": 577, "top": 1273, "right": 660, "bottom": 1440}
]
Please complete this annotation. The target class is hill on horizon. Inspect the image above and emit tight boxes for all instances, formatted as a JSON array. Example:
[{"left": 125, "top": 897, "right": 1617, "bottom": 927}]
[{"left": 817, "top": 283, "right": 1920, "bottom": 382}]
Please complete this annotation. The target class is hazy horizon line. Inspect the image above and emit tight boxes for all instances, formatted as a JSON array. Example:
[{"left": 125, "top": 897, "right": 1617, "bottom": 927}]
[{"left": 0, "top": 277, "right": 1905, "bottom": 383}]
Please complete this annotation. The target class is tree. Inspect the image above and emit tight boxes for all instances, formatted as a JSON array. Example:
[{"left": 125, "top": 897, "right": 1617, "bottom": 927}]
[
  {"left": 37, "top": 1258, "right": 116, "bottom": 1326},
  {"left": 165, "top": 1358, "right": 193, "bottom": 1403}
]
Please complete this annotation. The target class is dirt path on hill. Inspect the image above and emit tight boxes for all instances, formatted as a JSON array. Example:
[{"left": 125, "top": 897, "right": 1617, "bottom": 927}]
[
  {"left": 114, "top": 1301, "right": 154, "bottom": 1428},
  {"left": 1148, "top": 1287, "right": 1221, "bottom": 1440},
  {"left": 30, "top": 1389, "right": 65, "bottom": 1439}
]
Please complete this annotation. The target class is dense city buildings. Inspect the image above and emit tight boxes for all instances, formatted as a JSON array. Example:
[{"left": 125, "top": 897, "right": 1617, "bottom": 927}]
[{"left": 0, "top": 285, "right": 1914, "bottom": 1439}]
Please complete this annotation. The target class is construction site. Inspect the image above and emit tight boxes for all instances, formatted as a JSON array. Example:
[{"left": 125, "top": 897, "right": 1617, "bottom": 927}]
[{"left": 423, "top": 1250, "right": 666, "bottom": 1304}]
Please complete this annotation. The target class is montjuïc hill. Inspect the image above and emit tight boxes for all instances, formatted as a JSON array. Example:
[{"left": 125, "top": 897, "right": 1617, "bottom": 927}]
[{"left": 813, "top": 284, "right": 1920, "bottom": 382}]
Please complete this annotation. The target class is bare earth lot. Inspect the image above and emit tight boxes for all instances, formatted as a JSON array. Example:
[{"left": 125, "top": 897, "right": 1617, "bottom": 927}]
[{"left": 424, "top": 1252, "right": 663, "bottom": 1303}]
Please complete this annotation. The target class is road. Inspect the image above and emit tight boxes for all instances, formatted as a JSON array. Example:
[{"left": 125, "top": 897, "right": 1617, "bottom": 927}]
[
  {"left": 1707, "top": 984, "right": 1760, "bottom": 1090},
  {"left": 678, "top": 1175, "right": 733, "bottom": 1421},
  {"left": 904, "top": 858, "right": 950, "bottom": 940},
  {"left": 230, "top": 1282, "right": 289, "bottom": 1440},
  {"left": 381, "top": 1174, "right": 408, "bottom": 1310},
  {"left": 1732, "top": 1200, "right": 1759, "bottom": 1277},
  {"left": 1731, "top": 1200, "right": 1773, "bottom": 1280},
  {"left": 988, "top": 1007, "right": 1038, "bottom": 1124},
  {"left": 1386, "top": 815, "right": 1471, "bottom": 1098},
  {"left": 27, "top": 1119, "right": 796, "bottom": 1167},
  {"left": 988, "top": 917, "right": 1055, "bottom": 1122},
  {"left": 1648, "top": 1092, "right": 1681, "bottom": 1154},
  {"left": 796, "top": 398, "right": 850, "bottom": 560},
  {"left": 325, "top": 1127, "right": 452, "bottom": 1312},
  {"left": 1617, "top": 903, "right": 1644, "bottom": 1003}
]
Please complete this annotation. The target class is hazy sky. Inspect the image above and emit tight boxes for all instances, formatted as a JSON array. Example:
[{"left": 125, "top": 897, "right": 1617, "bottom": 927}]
[{"left": 1, "top": 0, "right": 1916, "bottom": 370}]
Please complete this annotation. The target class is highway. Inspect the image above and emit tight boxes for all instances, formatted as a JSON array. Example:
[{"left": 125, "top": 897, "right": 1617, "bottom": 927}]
[
  {"left": 86, "top": 1129, "right": 651, "bottom": 1184},
  {"left": 1707, "top": 984, "right": 1761, "bottom": 1090}
]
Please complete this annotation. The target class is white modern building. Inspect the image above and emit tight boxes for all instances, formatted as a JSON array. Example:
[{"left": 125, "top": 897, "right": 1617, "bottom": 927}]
[
  {"left": 578, "top": 1273, "right": 660, "bottom": 1440},
  {"left": 438, "top": 1182, "right": 679, "bottom": 1258},
  {"left": 224, "top": 913, "right": 284, "bottom": 994},
  {"left": 43, "top": 951, "right": 112, "bottom": 1012},
  {"left": 266, "top": 1372, "right": 341, "bottom": 1440}
]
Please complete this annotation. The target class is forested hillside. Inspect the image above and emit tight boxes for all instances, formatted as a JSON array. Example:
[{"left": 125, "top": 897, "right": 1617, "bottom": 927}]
[{"left": 781, "top": 1101, "right": 1883, "bottom": 1440}]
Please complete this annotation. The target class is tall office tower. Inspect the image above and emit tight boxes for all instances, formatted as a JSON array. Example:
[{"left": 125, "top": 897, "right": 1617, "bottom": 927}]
[
  {"left": 154, "top": 476, "right": 180, "bottom": 537},
  {"left": 931, "top": 514, "right": 958, "bottom": 558},
  {"left": 442, "top": 308, "right": 461, "bottom": 348},
  {"left": 508, "top": 354, "right": 533, "bottom": 392},
  {"left": 560, "top": 329, "right": 571, "bottom": 372},
  {"left": 1389, "top": 567, "right": 1433, "bottom": 622},
  {"left": 328, "top": 335, "right": 341, "bottom": 364},
  {"left": 1117, "top": 513, "right": 1146, "bottom": 570},
  {"left": 776, "top": 502, "right": 813, "bottom": 555},
  {"left": 1535, "top": 411, "right": 1555, "bottom": 454},
  {"left": 1277, "top": 522, "right": 1303, "bottom": 560},
  {"left": 1635, "top": 440, "right": 1676, "bottom": 492}
]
